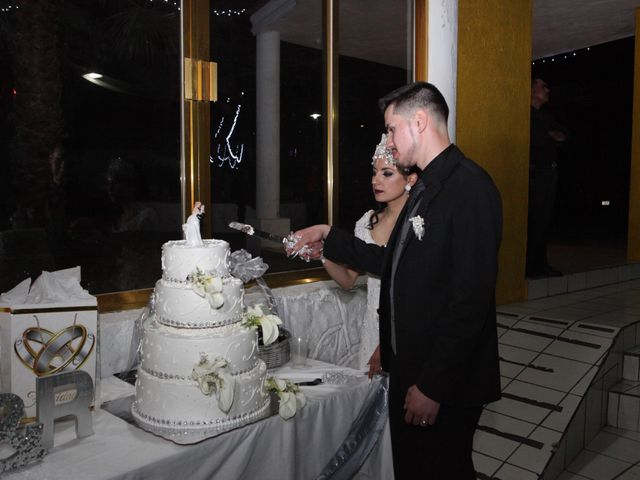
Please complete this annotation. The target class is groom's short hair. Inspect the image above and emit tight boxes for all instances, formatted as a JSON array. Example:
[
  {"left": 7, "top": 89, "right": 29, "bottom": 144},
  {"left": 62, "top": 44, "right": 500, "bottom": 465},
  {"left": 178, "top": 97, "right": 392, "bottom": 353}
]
[{"left": 378, "top": 81, "right": 449, "bottom": 123}]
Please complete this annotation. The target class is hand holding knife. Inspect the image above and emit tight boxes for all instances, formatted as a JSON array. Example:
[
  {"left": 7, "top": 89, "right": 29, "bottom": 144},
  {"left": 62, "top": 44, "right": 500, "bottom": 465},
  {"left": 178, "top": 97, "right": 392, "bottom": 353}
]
[{"left": 228, "top": 221, "right": 322, "bottom": 261}]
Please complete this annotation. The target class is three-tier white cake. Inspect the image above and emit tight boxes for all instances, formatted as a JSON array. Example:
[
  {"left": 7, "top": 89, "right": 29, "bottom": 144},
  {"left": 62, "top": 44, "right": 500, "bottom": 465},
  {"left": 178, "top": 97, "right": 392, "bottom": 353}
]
[{"left": 131, "top": 239, "right": 271, "bottom": 443}]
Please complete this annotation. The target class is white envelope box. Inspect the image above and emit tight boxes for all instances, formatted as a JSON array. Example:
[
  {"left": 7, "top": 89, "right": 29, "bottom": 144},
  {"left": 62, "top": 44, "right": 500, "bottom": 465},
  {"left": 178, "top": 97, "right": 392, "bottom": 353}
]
[{"left": 0, "top": 298, "right": 98, "bottom": 419}]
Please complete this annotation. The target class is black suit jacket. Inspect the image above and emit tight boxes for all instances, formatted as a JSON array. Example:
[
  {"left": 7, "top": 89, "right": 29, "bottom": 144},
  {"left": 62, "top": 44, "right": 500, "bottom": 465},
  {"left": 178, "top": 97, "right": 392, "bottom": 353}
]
[{"left": 324, "top": 145, "right": 502, "bottom": 408}]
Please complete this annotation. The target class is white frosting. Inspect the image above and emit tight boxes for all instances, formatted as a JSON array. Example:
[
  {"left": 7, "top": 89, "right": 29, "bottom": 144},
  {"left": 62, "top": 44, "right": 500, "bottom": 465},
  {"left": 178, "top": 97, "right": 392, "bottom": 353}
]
[
  {"left": 154, "top": 277, "right": 243, "bottom": 328},
  {"left": 133, "top": 237, "right": 271, "bottom": 442},
  {"left": 132, "top": 361, "right": 269, "bottom": 439},
  {"left": 140, "top": 319, "right": 259, "bottom": 376},
  {"left": 161, "top": 239, "right": 230, "bottom": 281}
]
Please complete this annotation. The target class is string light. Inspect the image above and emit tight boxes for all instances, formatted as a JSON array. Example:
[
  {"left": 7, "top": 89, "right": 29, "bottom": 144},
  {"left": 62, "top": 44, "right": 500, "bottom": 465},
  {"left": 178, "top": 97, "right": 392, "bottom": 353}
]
[
  {"left": 211, "top": 102, "right": 244, "bottom": 169},
  {"left": 0, "top": 2, "right": 247, "bottom": 15},
  {"left": 532, "top": 46, "right": 590, "bottom": 66}
]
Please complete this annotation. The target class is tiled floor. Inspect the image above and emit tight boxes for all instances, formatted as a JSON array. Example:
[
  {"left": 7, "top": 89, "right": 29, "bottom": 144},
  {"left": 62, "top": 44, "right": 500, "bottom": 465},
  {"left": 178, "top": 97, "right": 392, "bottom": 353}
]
[{"left": 474, "top": 264, "right": 640, "bottom": 480}]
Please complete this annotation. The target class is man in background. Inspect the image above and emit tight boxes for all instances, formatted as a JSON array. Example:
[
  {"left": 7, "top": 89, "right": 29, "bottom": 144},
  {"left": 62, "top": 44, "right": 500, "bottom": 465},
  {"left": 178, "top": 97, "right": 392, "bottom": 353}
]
[{"left": 527, "top": 77, "right": 567, "bottom": 278}]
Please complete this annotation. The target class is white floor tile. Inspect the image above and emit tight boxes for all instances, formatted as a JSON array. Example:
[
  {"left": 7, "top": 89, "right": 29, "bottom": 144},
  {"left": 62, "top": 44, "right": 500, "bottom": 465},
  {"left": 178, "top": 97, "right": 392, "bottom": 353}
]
[
  {"left": 517, "top": 354, "right": 592, "bottom": 393},
  {"left": 499, "top": 272, "right": 640, "bottom": 480},
  {"left": 571, "top": 365, "right": 599, "bottom": 396},
  {"left": 623, "top": 355, "right": 639, "bottom": 382},
  {"left": 473, "top": 428, "right": 521, "bottom": 461},
  {"left": 543, "top": 393, "right": 582, "bottom": 432},
  {"left": 618, "top": 395, "right": 640, "bottom": 430},
  {"left": 555, "top": 472, "right": 592, "bottom": 480},
  {"left": 493, "top": 463, "right": 538, "bottom": 480},
  {"left": 608, "top": 392, "right": 620, "bottom": 427},
  {"left": 616, "top": 466, "right": 640, "bottom": 479},
  {"left": 494, "top": 380, "right": 565, "bottom": 425},
  {"left": 499, "top": 344, "right": 540, "bottom": 379},
  {"left": 544, "top": 331, "right": 610, "bottom": 365},
  {"left": 602, "top": 425, "right": 640, "bottom": 442},
  {"left": 585, "top": 430, "right": 640, "bottom": 463},
  {"left": 567, "top": 450, "right": 631, "bottom": 480},
  {"left": 472, "top": 451, "right": 502, "bottom": 477},
  {"left": 507, "top": 426, "right": 562, "bottom": 474},
  {"left": 476, "top": 410, "right": 538, "bottom": 462},
  {"left": 571, "top": 321, "right": 620, "bottom": 340}
]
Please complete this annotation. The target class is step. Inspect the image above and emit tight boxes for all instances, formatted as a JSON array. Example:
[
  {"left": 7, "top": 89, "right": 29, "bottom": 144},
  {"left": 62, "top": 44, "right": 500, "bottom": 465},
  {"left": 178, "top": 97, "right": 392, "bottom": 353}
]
[
  {"left": 608, "top": 379, "right": 640, "bottom": 431},
  {"left": 623, "top": 346, "right": 640, "bottom": 382}
]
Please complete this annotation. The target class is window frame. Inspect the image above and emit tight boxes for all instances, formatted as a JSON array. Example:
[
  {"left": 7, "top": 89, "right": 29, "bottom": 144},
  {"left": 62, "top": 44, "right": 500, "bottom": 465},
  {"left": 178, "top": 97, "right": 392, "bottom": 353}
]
[{"left": 97, "top": 0, "right": 423, "bottom": 313}]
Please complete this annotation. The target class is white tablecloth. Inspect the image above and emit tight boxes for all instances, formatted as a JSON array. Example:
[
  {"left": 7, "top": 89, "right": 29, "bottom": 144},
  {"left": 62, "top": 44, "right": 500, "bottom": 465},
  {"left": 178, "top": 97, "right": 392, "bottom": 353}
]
[{"left": 6, "top": 360, "right": 393, "bottom": 480}]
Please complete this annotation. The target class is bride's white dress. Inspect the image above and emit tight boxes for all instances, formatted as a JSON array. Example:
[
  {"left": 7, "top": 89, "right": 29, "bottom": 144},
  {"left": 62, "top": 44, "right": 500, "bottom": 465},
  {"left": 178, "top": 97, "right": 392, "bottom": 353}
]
[{"left": 354, "top": 210, "right": 381, "bottom": 371}]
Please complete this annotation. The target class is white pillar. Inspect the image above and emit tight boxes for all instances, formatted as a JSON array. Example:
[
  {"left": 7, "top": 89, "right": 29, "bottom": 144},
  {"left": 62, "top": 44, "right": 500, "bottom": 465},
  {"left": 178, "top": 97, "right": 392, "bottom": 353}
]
[
  {"left": 428, "top": 0, "right": 458, "bottom": 142},
  {"left": 254, "top": 30, "right": 290, "bottom": 248},
  {"left": 256, "top": 30, "right": 280, "bottom": 219}
]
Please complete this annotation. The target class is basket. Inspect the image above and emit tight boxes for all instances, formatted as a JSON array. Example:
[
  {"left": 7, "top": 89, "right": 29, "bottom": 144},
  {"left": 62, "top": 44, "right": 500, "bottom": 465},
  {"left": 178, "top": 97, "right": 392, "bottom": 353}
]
[{"left": 258, "top": 328, "right": 291, "bottom": 369}]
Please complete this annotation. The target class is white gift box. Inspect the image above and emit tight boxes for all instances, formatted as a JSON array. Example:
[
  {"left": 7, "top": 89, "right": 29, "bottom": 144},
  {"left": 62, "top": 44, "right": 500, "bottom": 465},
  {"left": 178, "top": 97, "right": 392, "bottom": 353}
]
[{"left": 0, "top": 269, "right": 98, "bottom": 419}]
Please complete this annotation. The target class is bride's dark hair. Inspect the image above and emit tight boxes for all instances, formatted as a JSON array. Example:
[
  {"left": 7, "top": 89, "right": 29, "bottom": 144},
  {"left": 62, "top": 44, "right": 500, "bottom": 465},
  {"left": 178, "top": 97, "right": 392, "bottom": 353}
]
[{"left": 368, "top": 165, "right": 421, "bottom": 229}]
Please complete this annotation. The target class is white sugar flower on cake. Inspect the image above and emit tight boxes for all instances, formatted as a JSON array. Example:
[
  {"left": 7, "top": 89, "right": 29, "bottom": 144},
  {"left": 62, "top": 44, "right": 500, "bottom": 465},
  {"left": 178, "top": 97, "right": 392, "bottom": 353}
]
[
  {"left": 242, "top": 304, "right": 282, "bottom": 346},
  {"left": 191, "top": 355, "right": 235, "bottom": 413},
  {"left": 186, "top": 267, "right": 225, "bottom": 309},
  {"left": 266, "top": 376, "right": 306, "bottom": 420}
]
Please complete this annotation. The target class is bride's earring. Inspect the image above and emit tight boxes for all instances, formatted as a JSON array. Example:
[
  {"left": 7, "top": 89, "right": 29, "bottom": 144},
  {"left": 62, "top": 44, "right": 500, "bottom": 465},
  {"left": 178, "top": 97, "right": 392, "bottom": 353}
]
[{"left": 404, "top": 184, "right": 412, "bottom": 193}]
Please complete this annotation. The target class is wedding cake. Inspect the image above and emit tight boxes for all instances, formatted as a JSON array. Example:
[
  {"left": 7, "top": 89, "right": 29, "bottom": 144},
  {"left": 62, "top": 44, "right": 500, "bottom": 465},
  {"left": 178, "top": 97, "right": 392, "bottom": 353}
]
[{"left": 131, "top": 204, "right": 271, "bottom": 443}]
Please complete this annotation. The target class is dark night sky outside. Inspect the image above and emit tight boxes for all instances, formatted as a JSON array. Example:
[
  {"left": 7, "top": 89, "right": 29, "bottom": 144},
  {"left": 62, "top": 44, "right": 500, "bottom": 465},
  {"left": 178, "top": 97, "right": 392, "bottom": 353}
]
[{"left": 532, "top": 36, "right": 634, "bottom": 245}]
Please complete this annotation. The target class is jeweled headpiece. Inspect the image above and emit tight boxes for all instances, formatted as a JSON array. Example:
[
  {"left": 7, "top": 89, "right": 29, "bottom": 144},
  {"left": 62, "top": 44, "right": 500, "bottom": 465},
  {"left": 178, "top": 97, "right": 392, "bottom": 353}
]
[{"left": 371, "top": 133, "right": 395, "bottom": 167}]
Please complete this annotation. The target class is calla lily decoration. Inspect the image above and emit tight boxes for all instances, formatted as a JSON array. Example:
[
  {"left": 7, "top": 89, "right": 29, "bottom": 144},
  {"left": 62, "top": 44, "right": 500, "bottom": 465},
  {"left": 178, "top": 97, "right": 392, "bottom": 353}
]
[
  {"left": 266, "top": 376, "right": 307, "bottom": 420},
  {"left": 409, "top": 215, "right": 425, "bottom": 241},
  {"left": 191, "top": 355, "right": 235, "bottom": 413},
  {"left": 187, "top": 268, "right": 225, "bottom": 309},
  {"left": 242, "top": 304, "right": 283, "bottom": 346}
]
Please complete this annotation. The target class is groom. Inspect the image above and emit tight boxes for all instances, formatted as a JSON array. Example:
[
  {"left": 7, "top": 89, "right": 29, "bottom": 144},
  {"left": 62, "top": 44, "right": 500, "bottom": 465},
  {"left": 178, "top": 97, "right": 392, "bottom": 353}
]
[{"left": 290, "top": 82, "right": 502, "bottom": 479}]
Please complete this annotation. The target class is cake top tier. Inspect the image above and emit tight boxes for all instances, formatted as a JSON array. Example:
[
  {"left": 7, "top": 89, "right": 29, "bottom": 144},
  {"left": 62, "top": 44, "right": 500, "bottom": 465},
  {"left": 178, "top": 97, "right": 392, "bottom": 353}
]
[{"left": 161, "top": 239, "right": 230, "bottom": 282}]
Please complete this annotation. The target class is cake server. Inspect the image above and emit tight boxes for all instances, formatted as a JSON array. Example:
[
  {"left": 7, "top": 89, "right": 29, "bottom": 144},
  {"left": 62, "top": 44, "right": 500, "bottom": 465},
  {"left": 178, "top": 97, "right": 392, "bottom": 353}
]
[{"left": 228, "top": 221, "right": 286, "bottom": 244}]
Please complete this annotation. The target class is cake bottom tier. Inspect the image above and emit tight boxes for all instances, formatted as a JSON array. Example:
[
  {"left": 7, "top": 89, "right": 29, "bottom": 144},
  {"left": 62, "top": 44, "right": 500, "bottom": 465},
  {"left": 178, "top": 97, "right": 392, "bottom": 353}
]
[{"left": 131, "top": 361, "right": 270, "bottom": 444}]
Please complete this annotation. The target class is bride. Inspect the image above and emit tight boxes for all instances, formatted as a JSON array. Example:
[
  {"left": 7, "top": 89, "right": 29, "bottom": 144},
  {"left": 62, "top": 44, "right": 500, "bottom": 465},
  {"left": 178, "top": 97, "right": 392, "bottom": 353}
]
[{"left": 322, "top": 134, "right": 418, "bottom": 376}]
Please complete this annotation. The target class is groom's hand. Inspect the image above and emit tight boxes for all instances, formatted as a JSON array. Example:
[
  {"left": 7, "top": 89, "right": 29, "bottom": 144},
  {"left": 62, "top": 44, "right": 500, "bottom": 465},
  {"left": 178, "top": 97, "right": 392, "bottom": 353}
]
[
  {"left": 285, "top": 225, "right": 330, "bottom": 256},
  {"left": 403, "top": 385, "right": 440, "bottom": 427}
]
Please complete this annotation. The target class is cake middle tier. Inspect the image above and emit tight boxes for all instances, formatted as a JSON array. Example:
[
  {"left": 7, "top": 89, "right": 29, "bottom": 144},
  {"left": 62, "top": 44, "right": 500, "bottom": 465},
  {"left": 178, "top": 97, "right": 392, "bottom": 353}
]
[
  {"left": 140, "top": 319, "right": 259, "bottom": 376},
  {"left": 154, "top": 276, "right": 244, "bottom": 328}
]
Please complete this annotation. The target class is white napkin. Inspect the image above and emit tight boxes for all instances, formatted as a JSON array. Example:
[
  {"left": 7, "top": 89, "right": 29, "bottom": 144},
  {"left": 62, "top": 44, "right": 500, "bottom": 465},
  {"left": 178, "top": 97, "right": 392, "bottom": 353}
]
[
  {"left": 0, "top": 266, "right": 93, "bottom": 305},
  {"left": 0, "top": 277, "right": 31, "bottom": 304}
]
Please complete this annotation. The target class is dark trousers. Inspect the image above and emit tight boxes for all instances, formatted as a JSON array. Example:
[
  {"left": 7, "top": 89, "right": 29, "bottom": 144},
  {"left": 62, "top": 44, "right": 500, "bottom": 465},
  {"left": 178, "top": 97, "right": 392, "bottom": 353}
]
[
  {"left": 527, "top": 165, "right": 558, "bottom": 273},
  {"left": 388, "top": 371, "right": 483, "bottom": 480}
]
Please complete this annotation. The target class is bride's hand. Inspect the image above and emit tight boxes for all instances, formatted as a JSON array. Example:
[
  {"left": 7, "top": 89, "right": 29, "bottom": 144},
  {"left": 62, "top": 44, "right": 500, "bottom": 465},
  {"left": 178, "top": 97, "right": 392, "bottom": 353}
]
[{"left": 367, "top": 345, "right": 382, "bottom": 379}]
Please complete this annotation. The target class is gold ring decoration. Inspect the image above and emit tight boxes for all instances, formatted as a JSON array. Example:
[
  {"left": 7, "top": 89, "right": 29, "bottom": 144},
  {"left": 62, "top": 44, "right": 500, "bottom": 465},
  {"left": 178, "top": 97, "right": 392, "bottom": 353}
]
[{"left": 14, "top": 324, "right": 95, "bottom": 377}]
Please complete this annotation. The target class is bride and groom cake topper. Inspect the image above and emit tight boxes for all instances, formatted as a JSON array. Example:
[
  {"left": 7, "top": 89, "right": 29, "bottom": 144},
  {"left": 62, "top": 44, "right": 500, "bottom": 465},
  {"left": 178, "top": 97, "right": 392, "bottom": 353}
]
[{"left": 183, "top": 201, "right": 205, "bottom": 246}]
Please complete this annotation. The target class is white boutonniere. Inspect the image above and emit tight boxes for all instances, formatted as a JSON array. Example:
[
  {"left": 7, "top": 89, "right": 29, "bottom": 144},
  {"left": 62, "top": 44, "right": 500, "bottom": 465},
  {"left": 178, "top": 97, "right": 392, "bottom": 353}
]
[
  {"left": 191, "top": 355, "right": 235, "bottom": 413},
  {"left": 242, "top": 304, "right": 283, "bottom": 346},
  {"left": 265, "top": 376, "right": 307, "bottom": 420},
  {"left": 409, "top": 215, "right": 425, "bottom": 241},
  {"left": 187, "top": 268, "right": 225, "bottom": 309}
]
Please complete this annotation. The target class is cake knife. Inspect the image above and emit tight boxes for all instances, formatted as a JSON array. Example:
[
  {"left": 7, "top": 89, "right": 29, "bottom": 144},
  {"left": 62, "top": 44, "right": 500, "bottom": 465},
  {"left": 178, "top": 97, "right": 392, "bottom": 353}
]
[
  {"left": 229, "top": 221, "right": 318, "bottom": 262},
  {"left": 228, "top": 221, "right": 286, "bottom": 244}
]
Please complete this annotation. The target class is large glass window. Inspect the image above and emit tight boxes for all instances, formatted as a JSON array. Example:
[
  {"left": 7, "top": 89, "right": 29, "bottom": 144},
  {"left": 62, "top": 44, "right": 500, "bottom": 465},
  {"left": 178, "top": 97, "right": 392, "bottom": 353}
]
[
  {"left": 0, "top": 1, "right": 182, "bottom": 295},
  {"left": 209, "top": 1, "right": 324, "bottom": 274},
  {"left": 0, "top": 0, "right": 416, "bottom": 297},
  {"left": 337, "top": 0, "right": 413, "bottom": 230}
]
